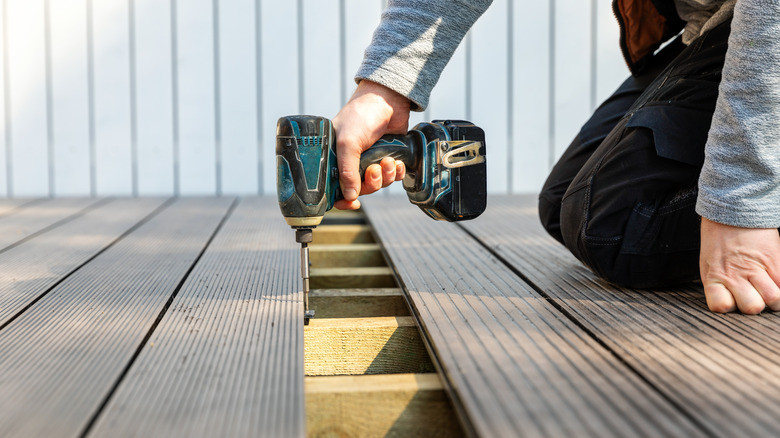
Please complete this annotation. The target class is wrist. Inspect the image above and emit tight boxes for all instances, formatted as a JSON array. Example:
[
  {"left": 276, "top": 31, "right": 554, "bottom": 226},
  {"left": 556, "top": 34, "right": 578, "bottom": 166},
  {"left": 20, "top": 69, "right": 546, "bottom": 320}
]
[{"left": 353, "top": 80, "right": 411, "bottom": 115}]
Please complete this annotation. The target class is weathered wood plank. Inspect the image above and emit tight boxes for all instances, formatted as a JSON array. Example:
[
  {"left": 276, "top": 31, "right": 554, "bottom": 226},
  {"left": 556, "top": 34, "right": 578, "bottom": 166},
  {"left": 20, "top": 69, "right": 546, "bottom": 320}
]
[
  {"left": 0, "top": 197, "right": 101, "bottom": 251},
  {"left": 306, "top": 374, "right": 463, "bottom": 438},
  {"left": 0, "top": 198, "right": 233, "bottom": 438},
  {"left": 461, "top": 195, "right": 780, "bottom": 437},
  {"left": 90, "top": 197, "right": 304, "bottom": 438},
  {"left": 363, "top": 196, "right": 704, "bottom": 438},
  {"left": 0, "top": 198, "right": 38, "bottom": 217},
  {"left": 0, "top": 198, "right": 167, "bottom": 326},
  {"left": 305, "top": 316, "right": 434, "bottom": 376}
]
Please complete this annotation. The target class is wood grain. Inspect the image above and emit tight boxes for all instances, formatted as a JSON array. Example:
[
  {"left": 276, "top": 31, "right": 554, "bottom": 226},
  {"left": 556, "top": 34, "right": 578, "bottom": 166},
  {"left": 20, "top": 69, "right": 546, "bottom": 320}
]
[
  {"left": 90, "top": 197, "right": 305, "bottom": 438},
  {"left": 363, "top": 196, "right": 705, "bottom": 438},
  {"left": 309, "top": 288, "right": 410, "bottom": 318},
  {"left": 306, "top": 374, "right": 463, "bottom": 438},
  {"left": 305, "top": 317, "right": 434, "bottom": 376},
  {"left": 0, "top": 198, "right": 233, "bottom": 438},
  {"left": 460, "top": 195, "right": 780, "bottom": 437}
]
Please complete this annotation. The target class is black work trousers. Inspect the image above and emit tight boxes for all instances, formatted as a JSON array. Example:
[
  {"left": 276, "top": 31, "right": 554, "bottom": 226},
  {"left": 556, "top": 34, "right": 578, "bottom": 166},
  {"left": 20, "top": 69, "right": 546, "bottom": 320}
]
[{"left": 538, "top": 20, "right": 731, "bottom": 288}]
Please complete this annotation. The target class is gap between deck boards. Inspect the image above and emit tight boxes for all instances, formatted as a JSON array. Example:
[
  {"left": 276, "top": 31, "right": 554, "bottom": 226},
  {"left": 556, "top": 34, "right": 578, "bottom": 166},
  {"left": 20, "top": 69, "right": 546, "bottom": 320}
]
[{"left": 304, "top": 210, "right": 464, "bottom": 437}]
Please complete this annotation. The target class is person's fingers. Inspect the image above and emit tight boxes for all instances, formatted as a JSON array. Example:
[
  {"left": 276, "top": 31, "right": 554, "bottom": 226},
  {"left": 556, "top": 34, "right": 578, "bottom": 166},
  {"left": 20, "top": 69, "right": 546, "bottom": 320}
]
[
  {"left": 729, "top": 280, "right": 766, "bottom": 314},
  {"left": 750, "top": 272, "right": 780, "bottom": 311},
  {"left": 333, "top": 198, "right": 361, "bottom": 210},
  {"left": 703, "top": 282, "right": 737, "bottom": 313},
  {"left": 380, "top": 157, "right": 397, "bottom": 188},
  {"left": 395, "top": 161, "right": 405, "bottom": 181},
  {"left": 336, "top": 135, "right": 363, "bottom": 202},
  {"left": 360, "top": 164, "right": 383, "bottom": 195}
]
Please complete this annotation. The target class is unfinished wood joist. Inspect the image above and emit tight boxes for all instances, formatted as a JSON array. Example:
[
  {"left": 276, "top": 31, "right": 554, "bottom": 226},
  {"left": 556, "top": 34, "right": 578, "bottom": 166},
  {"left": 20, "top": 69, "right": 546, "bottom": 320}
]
[
  {"left": 309, "top": 288, "right": 409, "bottom": 318},
  {"left": 304, "top": 316, "right": 433, "bottom": 376},
  {"left": 305, "top": 214, "right": 462, "bottom": 437},
  {"left": 306, "top": 374, "right": 461, "bottom": 438}
]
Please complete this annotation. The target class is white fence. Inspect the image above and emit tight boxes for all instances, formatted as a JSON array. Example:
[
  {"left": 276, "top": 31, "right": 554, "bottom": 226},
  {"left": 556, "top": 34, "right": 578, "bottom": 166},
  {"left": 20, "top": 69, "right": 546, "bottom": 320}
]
[{"left": 0, "top": 0, "right": 627, "bottom": 197}]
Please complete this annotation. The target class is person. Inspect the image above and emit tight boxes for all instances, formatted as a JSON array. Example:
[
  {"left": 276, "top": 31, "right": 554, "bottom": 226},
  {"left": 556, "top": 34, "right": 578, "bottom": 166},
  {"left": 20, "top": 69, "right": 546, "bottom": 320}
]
[{"left": 331, "top": 0, "right": 780, "bottom": 314}]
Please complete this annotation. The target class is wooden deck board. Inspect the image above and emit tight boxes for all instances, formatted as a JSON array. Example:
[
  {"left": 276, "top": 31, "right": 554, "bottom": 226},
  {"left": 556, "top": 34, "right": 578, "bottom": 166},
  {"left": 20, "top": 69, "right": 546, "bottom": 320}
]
[
  {"left": 460, "top": 194, "right": 780, "bottom": 437},
  {"left": 0, "top": 198, "right": 103, "bottom": 251},
  {"left": 89, "top": 197, "right": 304, "bottom": 438},
  {"left": 363, "top": 196, "right": 703, "bottom": 438},
  {"left": 0, "top": 198, "right": 39, "bottom": 217},
  {"left": 3, "top": 194, "right": 777, "bottom": 437},
  {"left": 0, "top": 198, "right": 167, "bottom": 326},
  {"left": 0, "top": 198, "right": 233, "bottom": 437}
]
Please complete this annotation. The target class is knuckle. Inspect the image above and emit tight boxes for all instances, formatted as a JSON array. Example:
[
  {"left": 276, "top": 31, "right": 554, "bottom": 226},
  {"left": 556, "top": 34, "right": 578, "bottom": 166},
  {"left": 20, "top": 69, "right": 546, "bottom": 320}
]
[
  {"left": 742, "top": 304, "right": 766, "bottom": 315},
  {"left": 709, "top": 301, "right": 736, "bottom": 313}
]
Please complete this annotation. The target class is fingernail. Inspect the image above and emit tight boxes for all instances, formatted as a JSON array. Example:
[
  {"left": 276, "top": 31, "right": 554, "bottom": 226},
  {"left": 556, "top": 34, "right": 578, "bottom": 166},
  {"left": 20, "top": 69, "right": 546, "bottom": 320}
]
[
  {"left": 371, "top": 167, "right": 381, "bottom": 180},
  {"left": 344, "top": 188, "right": 357, "bottom": 200}
]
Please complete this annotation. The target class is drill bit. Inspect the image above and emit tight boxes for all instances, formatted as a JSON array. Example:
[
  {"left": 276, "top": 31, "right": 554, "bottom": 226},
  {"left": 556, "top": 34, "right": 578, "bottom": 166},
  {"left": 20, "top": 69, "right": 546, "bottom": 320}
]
[{"left": 296, "top": 228, "right": 315, "bottom": 325}]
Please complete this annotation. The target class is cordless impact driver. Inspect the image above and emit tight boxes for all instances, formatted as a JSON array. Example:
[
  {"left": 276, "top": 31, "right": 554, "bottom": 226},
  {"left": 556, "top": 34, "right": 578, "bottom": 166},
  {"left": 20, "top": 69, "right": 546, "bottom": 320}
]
[{"left": 276, "top": 115, "right": 487, "bottom": 324}]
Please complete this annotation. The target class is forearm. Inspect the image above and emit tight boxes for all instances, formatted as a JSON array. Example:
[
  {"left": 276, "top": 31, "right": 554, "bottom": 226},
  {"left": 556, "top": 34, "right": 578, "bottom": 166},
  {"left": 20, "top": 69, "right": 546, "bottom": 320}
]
[
  {"left": 356, "top": 0, "right": 492, "bottom": 110},
  {"left": 696, "top": 0, "right": 780, "bottom": 228}
]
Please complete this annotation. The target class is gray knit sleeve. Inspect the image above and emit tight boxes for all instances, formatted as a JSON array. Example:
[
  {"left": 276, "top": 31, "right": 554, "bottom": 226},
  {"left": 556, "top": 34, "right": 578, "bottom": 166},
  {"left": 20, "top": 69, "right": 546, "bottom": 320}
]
[
  {"left": 696, "top": 0, "right": 780, "bottom": 228},
  {"left": 355, "top": 0, "right": 493, "bottom": 111}
]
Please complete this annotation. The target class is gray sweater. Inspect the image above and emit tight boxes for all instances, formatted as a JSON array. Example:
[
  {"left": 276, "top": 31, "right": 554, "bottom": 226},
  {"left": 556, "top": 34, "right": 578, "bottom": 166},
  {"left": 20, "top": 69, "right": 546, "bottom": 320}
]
[{"left": 356, "top": 0, "right": 780, "bottom": 229}]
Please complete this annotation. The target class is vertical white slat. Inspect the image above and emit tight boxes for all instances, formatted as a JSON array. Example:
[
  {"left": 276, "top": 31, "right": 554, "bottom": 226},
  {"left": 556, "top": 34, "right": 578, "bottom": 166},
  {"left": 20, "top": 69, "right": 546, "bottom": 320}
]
[
  {"left": 260, "top": 0, "right": 299, "bottom": 194},
  {"left": 134, "top": 0, "right": 175, "bottom": 196},
  {"left": 427, "top": 42, "right": 468, "bottom": 121},
  {"left": 0, "top": 0, "right": 8, "bottom": 195},
  {"left": 595, "top": 1, "right": 628, "bottom": 105},
  {"left": 470, "top": 0, "right": 509, "bottom": 193},
  {"left": 301, "top": 0, "right": 340, "bottom": 119},
  {"left": 218, "top": 0, "right": 257, "bottom": 194},
  {"left": 92, "top": 0, "right": 133, "bottom": 195},
  {"left": 342, "top": 0, "right": 383, "bottom": 105},
  {"left": 175, "top": 0, "right": 216, "bottom": 195},
  {"left": 49, "top": 0, "right": 90, "bottom": 196},
  {"left": 553, "top": 0, "right": 593, "bottom": 161},
  {"left": 6, "top": 0, "right": 49, "bottom": 196},
  {"left": 512, "top": 0, "right": 551, "bottom": 193}
]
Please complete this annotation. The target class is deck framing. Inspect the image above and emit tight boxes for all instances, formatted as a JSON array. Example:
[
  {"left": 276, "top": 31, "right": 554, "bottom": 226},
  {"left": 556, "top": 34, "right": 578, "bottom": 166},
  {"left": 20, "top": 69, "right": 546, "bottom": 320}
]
[{"left": 1, "top": 195, "right": 779, "bottom": 437}]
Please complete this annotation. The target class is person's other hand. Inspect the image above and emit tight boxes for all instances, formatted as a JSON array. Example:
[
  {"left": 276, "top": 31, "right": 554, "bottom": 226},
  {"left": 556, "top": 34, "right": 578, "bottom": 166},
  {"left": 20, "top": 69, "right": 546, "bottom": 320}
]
[
  {"left": 700, "top": 217, "right": 780, "bottom": 314},
  {"left": 331, "top": 80, "right": 411, "bottom": 210}
]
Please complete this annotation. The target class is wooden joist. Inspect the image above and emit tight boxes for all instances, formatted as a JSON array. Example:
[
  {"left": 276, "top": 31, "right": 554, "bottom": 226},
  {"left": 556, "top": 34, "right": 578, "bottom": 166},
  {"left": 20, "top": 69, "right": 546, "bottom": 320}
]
[
  {"left": 309, "top": 288, "right": 409, "bottom": 318},
  {"left": 309, "top": 243, "right": 385, "bottom": 267},
  {"left": 306, "top": 213, "right": 460, "bottom": 436},
  {"left": 304, "top": 316, "right": 433, "bottom": 376},
  {"left": 312, "top": 224, "right": 374, "bottom": 244},
  {"left": 363, "top": 196, "right": 704, "bottom": 438},
  {"left": 306, "top": 374, "right": 462, "bottom": 438},
  {"left": 310, "top": 266, "right": 396, "bottom": 289}
]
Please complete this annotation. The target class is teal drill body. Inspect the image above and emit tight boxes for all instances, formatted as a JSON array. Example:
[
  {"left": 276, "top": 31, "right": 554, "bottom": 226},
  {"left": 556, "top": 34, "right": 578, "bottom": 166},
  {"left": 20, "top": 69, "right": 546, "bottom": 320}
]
[{"left": 276, "top": 115, "right": 487, "bottom": 324}]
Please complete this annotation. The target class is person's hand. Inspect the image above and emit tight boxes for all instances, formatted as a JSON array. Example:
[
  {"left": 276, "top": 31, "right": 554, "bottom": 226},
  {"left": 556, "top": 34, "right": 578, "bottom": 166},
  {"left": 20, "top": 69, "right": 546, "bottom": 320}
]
[
  {"left": 699, "top": 217, "right": 780, "bottom": 314},
  {"left": 331, "top": 80, "right": 411, "bottom": 210}
]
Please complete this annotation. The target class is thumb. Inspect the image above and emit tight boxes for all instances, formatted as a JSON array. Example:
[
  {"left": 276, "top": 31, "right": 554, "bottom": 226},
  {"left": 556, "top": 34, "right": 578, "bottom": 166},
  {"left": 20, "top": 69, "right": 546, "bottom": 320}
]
[{"left": 336, "top": 133, "right": 364, "bottom": 202}]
